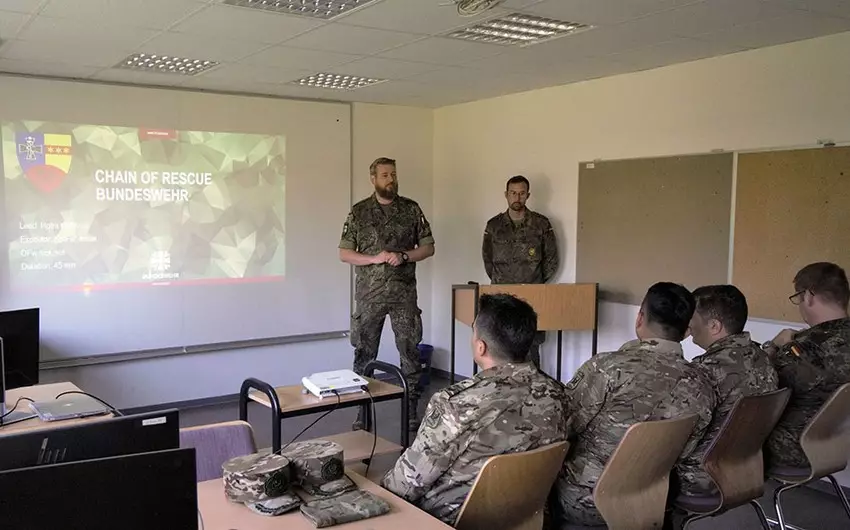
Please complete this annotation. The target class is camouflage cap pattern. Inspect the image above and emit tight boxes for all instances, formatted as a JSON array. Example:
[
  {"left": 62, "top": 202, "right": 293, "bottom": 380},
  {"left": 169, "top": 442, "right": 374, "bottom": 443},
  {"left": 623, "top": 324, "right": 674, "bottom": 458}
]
[
  {"left": 222, "top": 452, "right": 301, "bottom": 516},
  {"left": 281, "top": 440, "right": 357, "bottom": 497}
]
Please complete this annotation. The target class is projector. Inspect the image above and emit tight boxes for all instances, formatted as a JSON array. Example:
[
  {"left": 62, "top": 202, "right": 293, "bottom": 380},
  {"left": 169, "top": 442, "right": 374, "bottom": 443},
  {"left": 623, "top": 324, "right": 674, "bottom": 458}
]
[{"left": 302, "top": 369, "right": 367, "bottom": 399}]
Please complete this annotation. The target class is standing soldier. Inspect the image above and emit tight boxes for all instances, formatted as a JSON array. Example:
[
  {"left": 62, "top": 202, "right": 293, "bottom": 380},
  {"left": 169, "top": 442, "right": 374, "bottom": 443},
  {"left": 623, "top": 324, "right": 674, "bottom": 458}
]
[
  {"left": 482, "top": 175, "right": 559, "bottom": 368},
  {"left": 339, "top": 157, "right": 435, "bottom": 433}
]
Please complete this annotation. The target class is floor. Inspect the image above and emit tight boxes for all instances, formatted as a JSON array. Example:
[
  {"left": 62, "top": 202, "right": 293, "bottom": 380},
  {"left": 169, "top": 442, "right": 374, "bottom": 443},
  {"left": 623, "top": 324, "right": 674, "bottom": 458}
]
[{"left": 179, "top": 374, "right": 850, "bottom": 530}]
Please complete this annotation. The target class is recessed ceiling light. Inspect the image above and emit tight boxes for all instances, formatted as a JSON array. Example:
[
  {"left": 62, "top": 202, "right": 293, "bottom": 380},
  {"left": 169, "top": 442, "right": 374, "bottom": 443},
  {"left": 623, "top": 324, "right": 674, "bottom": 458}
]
[
  {"left": 221, "top": 0, "right": 380, "bottom": 20},
  {"left": 445, "top": 13, "right": 592, "bottom": 47},
  {"left": 290, "top": 72, "right": 386, "bottom": 90},
  {"left": 115, "top": 53, "right": 219, "bottom": 76}
]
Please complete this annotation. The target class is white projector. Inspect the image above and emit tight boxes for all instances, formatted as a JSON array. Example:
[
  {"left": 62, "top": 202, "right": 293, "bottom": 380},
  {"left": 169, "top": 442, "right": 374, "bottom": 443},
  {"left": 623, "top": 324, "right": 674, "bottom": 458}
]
[{"left": 302, "top": 369, "right": 367, "bottom": 399}]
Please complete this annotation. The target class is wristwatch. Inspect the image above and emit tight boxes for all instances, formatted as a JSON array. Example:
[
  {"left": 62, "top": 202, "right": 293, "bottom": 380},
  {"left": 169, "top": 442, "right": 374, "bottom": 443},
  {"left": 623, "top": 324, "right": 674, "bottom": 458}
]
[{"left": 401, "top": 252, "right": 409, "bottom": 263}]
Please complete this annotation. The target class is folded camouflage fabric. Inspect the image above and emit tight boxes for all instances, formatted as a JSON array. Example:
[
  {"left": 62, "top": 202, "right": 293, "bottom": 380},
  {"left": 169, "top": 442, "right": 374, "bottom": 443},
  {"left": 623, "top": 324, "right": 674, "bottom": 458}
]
[
  {"left": 281, "top": 440, "right": 356, "bottom": 497},
  {"left": 300, "top": 490, "right": 391, "bottom": 528},
  {"left": 222, "top": 452, "right": 301, "bottom": 516}
]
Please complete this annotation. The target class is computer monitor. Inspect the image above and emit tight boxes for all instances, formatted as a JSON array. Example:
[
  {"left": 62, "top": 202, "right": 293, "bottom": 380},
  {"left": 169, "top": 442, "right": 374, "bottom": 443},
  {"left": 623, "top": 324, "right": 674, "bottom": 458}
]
[
  {"left": 0, "top": 447, "right": 198, "bottom": 530},
  {"left": 0, "top": 307, "right": 40, "bottom": 390},
  {"left": 0, "top": 408, "right": 179, "bottom": 471}
]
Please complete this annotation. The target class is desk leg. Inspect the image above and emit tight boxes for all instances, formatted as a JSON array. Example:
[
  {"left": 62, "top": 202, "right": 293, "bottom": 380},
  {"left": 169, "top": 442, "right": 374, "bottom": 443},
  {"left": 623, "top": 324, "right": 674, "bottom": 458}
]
[
  {"left": 364, "top": 361, "right": 410, "bottom": 449},
  {"left": 239, "top": 378, "right": 282, "bottom": 454},
  {"left": 556, "top": 330, "right": 563, "bottom": 382},
  {"left": 451, "top": 288, "right": 456, "bottom": 385}
]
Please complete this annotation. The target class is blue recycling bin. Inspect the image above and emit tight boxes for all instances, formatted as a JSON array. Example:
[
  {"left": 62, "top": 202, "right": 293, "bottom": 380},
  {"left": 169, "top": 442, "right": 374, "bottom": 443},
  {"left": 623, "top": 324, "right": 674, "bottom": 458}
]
[{"left": 417, "top": 343, "right": 434, "bottom": 389}]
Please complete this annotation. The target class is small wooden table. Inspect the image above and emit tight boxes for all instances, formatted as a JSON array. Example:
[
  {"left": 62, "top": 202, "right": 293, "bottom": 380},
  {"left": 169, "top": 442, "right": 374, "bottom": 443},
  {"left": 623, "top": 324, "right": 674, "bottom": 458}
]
[
  {"left": 238, "top": 361, "right": 411, "bottom": 454},
  {"left": 197, "top": 469, "right": 453, "bottom": 530},
  {"left": 0, "top": 382, "right": 114, "bottom": 436}
]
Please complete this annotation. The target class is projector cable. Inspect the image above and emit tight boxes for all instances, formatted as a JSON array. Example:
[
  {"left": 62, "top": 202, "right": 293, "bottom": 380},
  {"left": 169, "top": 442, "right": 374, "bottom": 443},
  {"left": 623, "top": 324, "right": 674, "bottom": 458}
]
[
  {"left": 0, "top": 396, "right": 34, "bottom": 427},
  {"left": 276, "top": 390, "right": 342, "bottom": 455},
  {"left": 363, "top": 385, "right": 378, "bottom": 479},
  {"left": 54, "top": 390, "right": 123, "bottom": 416}
]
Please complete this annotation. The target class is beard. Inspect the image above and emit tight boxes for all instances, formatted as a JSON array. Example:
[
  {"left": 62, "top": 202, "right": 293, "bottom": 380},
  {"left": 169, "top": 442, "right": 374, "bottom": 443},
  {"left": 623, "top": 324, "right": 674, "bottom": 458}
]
[
  {"left": 510, "top": 201, "right": 524, "bottom": 211},
  {"left": 376, "top": 183, "right": 397, "bottom": 200}
]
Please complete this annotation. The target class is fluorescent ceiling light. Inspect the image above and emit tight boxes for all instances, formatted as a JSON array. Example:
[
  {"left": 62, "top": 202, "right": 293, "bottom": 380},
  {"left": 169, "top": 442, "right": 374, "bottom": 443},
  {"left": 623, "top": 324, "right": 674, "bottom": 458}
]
[
  {"left": 221, "top": 0, "right": 379, "bottom": 20},
  {"left": 290, "top": 72, "right": 386, "bottom": 90},
  {"left": 116, "top": 53, "right": 219, "bottom": 75},
  {"left": 445, "top": 13, "right": 592, "bottom": 46}
]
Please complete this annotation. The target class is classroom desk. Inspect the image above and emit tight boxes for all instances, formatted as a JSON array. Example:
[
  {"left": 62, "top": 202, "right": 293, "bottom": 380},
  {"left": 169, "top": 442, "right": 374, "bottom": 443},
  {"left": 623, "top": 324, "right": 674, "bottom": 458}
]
[
  {"left": 239, "top": 360, "right": 410, "bottom": 454},
  {"left": 0, "top": 382, "right": 114, "bottom": 436},
  {"left": 197, "top": 469, "right": 453, "bottom": 530}
]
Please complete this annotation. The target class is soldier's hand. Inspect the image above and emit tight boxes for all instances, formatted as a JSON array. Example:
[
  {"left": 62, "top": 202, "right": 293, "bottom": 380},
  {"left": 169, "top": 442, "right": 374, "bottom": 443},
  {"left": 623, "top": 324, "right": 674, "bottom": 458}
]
[
  {"left": 371, "top": 251, "right": 391, "bottom": 265},
  {"left": 386, "top": 252, "right": 403, "bottom": 266},
  {"left": 773, "top": 328, "right": 797, "bottom": 347}
]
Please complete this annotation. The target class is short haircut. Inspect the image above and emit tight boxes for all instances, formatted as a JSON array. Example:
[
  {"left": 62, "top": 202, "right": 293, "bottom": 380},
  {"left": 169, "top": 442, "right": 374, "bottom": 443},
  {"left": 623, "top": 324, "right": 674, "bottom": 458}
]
[
  {"left": 692, "top": 285, "right": 748, "bottom": 335},
  {"left": 506, "top": 175, "right": 530, "bottom": 192},
  {"left": 794, "top": 262, "right": 850, "bottom": 309},
  {"left": 641, "top": 282, "right": 696, "bottom": 342},
  {"left": 474, "top": 294, "right": 538, "bottom": 363},
  {"left": 370, "top": 157, "right": 396, "bottom": 176}
]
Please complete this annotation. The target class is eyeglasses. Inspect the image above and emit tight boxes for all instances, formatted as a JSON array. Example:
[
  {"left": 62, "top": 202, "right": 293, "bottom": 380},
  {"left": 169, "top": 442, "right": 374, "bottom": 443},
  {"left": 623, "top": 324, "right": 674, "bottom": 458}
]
[{"left": 789, "top": 290, "right": 807, "bottom": 305}]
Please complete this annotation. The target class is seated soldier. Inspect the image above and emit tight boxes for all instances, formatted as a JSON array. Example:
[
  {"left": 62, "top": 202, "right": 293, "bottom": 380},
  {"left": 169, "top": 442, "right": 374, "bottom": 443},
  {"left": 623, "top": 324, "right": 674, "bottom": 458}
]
[
  {"left": 381, "top": 293, "right": 568, "bottom": 525},
  {"left": 762, "top": 262, "right": 850, "bottom": 469},
  {"left": 677, "top": 284, "right": 779, "bottom": 497},
  {"left": 549, "top": 282, "right": 716, "bottom": 528}
]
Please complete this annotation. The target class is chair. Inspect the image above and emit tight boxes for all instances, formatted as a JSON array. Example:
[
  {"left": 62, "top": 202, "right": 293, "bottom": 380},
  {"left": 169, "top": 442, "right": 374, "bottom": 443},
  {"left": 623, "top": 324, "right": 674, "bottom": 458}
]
[
  {"left": 674, "top": 388, "right": 791, "bottom": 529},
  {"left": 768, "top": 382, "right": 850, "bottom": 530},
  {"left": 593, "top": 415, "right": 698, "bottom": 530},
  {"left": 453, "top": 441, "right": 569, "bottom": 530},
  {"left": 180, "top": 420, "right": 257, "bottom": 482}
]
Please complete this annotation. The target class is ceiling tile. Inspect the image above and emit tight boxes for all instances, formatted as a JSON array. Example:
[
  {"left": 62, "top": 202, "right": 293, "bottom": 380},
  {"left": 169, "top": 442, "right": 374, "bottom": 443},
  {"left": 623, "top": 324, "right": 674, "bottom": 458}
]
[
  {"left": 0, "top": 0, "right": 45, "bottom": 14},
  {"left": 378, "top": 36, "right": 505, "bottom": 66},
  {"left": 172, "top": 4, "right": 321, "bottom": 44},
  {"left": 696, "top": 11, "right": 850, "bottom": 49},
  {"left": 1, "top": 37, "right": 135, "bottom": 68},
  {"left": 15, "top": 14, "right": 157, "bottom": 47},
  {"left": 280, "top": 23, "right": 420, "bottom": 55},
  {"left": 646, "top": 0, "right": 798, "bottom": 38},
  {"left": 0, "top": 57, "right": 99, "bottom": 78},
  {"left": 523, "top": 0, "right": 705, "bottom": 25},
  {"left": 179, "top": 77, "right": 286, "bottom": 95},
  {"left": 92, "top": 68, "right": 190, "bottom": 87},
  {"left": 768, "top": 0, "right": 850, "bottom": 19},
  {"left": 139, "top": 31, "right": 267, "bottom": 63},
  {"left": 241, "top": 45, "right": 361, "bottom": 70},
  {"left": 326, "top": 57, "right": 441, "bottom": 79},
  {"left": 406, "top": 65, "right": 528, "bottom": 88},
  {"left": 336, "top": 0, "right": 509, "bottom": 35},
  {"left": 40, "top": 0, "right": 206, "bottom": 30},
  {"left": 609, "top": 36, "right": 749, "bottom": 72},
  {"left": 194, "top": 63, "right": 312, "bottom": 84},
  {"left": 0, "top": 10, "right": 30, "bottom": 40}
]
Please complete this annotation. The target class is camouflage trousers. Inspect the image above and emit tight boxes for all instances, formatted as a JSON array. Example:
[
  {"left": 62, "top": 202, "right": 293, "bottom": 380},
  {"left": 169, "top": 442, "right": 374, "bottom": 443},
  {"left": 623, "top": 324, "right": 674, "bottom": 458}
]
[
  {"left": 527, "top": 331, "right": 546, "bottom": 369},
  {"left": 351, "top": 302, "right": 422, "bottom": 429},
  {"left": 765, "top": 423, "right": 809, "bottom": 469},
  {"left": 549, "top": 481, "right": 605, "bottom": 528}
]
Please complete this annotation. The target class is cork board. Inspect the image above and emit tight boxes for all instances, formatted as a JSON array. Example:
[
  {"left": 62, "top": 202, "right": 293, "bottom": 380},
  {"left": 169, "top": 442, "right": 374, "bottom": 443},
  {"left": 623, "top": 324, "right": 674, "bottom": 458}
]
[
  {"left": 733, "top": 146, "right": 850, "bottom": 322},
  {"left": 577, "top": 154, "right": 733, "bottom": 304}
]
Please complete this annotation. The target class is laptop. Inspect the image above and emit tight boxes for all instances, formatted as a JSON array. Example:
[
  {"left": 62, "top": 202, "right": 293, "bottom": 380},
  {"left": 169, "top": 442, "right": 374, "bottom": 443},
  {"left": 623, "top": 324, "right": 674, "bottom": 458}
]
[{"left": 29, "top": 393, "right": 111, "bottom": 422}]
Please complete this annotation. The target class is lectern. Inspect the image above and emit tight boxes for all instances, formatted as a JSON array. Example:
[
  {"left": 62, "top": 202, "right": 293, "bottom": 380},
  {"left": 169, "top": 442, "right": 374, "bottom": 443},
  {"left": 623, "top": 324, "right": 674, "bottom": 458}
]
[{"left": 450, "top": 283, "right": 599, "bottom": 383}]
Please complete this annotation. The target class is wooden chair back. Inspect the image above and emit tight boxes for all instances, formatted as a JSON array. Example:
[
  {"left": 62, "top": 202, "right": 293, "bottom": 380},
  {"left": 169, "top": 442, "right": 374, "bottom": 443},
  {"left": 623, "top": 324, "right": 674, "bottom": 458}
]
[
  {"left": 593, "top": 415, "right": 698, "bottom": 530},
  {"left": 703, "top": 388, "right": 791, "bottom": 507},
  {"left": 800, "top": 382, "right": 850, "bottom": 479},
  {"left": 454, "top": 441, "right": 569, "bottom": 530}
]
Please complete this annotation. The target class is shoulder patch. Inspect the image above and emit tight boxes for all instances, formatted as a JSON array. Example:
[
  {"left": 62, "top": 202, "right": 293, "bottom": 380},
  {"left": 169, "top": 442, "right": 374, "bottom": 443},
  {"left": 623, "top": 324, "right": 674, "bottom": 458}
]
[
  {"left": 443, "top": 378, "right": 476, "bottom": 399},
  {"left": 565, "top": 370, "right": 584, "bottom": 391}
]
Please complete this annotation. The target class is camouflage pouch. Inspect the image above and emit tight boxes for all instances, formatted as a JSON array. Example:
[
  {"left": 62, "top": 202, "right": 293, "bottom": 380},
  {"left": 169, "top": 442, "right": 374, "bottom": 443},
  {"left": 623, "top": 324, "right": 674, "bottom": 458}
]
[{"left": 300, "top": 490, "right": 391, "bottom": 528}]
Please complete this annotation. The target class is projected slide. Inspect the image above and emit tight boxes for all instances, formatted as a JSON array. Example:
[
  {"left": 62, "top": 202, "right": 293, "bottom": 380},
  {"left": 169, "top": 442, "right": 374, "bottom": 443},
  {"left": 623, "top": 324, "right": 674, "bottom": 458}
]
[{"left": 2, "top": 120, "right": 286, "bottom": 291}]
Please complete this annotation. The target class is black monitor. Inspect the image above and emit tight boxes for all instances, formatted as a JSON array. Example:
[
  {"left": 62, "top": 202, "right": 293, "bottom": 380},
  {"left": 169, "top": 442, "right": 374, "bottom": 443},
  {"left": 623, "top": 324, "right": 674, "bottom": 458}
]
[
  {"left": 0, "top": 447, "right": 198, "bottom": 530},
  {"left": 0, "top": 307, "right": 40, "bottom": 390},
  {"left": 0, "top": 408, "right": 180, "bottom": 471}
]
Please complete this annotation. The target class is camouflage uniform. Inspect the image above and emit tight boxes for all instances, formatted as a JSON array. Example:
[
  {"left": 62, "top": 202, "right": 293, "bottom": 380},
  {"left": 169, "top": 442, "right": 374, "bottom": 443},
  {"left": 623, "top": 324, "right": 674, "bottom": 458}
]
[
  {"left": 763, "top": 317, "right": 850, "bottom": 469},
  {"left": 551, "top": 339, "right": 716, "bottom": 527},
  {"left": 339, "top": 193, "right": 435, "bottom": 427},
  {"left": 677, "top": 332, "right": 779, "bottom": 496},
  {"left": 301, "top": 490, "right": 391, "bottom": 527},
  {"left": 482, "top": 210, "right": 559, "bottom": 368},
  {"left": 381, "top": 362, "right": 568, "bottom": 525}
]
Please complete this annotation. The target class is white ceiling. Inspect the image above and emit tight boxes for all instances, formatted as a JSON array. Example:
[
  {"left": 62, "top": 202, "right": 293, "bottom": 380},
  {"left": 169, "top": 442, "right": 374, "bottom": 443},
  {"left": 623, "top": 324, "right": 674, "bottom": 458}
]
[{"left": 1, "top": 0, "right": 849, "bottom": 108}]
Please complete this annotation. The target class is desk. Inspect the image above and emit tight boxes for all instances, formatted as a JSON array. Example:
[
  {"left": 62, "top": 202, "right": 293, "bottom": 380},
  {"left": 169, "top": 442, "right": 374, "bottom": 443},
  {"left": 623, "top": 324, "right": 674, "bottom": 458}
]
[
  {"left": 238, "top": 361, "right": 410, "bottom": 454},
  {"left": 197, "top": 469, "right": 453, "bottom": 530},
  {"left": 0, "top": 382, "right": 114, "bottom": 436}
]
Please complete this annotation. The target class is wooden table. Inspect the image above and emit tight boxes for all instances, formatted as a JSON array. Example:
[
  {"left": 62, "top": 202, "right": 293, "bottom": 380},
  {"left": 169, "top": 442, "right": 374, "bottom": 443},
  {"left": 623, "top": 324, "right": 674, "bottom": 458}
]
[
  {"left": 197, "top": 469, "right": 453, "bottom": 530},
  {"left": 0, "top": 382, "right": 114, "bottom": 436},
  {"left": 238, "top": 361, "right": 410, "bottom": 454}
]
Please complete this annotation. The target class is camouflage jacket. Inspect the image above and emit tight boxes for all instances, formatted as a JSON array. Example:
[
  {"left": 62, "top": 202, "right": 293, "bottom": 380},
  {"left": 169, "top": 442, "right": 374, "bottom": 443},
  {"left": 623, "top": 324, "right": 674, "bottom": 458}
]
[
  {"left": 339, "top": 194, "right": 434, "bottom": 304},
  {"left": 381, "top": 362, "right": 568, "bottom": 525},
  {"left": 482, "top": 210, "right": 558, "bottom": 284},
  {"left": 552, "top": 339, "right": 716, "bottom": 525},
  {"left": 678, "top": 332, "right": 778, "bottom": 496},
  {"left": 765, "top": 317, "right": 850, "bottom": 468}
]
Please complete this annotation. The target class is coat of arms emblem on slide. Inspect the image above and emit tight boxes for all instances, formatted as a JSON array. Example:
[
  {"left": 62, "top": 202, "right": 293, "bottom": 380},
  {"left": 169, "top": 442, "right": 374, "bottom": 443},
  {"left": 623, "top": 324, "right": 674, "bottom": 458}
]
[{"left": 15, "top": 131, "right": 73, "bottom": 193}]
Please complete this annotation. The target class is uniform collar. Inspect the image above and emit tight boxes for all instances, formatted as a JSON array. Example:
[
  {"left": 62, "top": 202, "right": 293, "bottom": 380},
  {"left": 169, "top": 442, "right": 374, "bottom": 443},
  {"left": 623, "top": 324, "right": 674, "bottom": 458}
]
[
  {"left": 502, "top": 208, "right": 532, "bottom": 225},
  {"left": 474, "top": 361, "right": 536, "bottom": 380},
  {"left": 619, "top": 338, "right": 684, "bottom": 358},
  {"left": 704, "top": 332, "right": 752, "bottom": 355},
  {"left": 807, "top": 316, "right": 850, "bottom": 333},
  {"left": 370, "top": 192, "right": 396, "bottom": 211}
]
